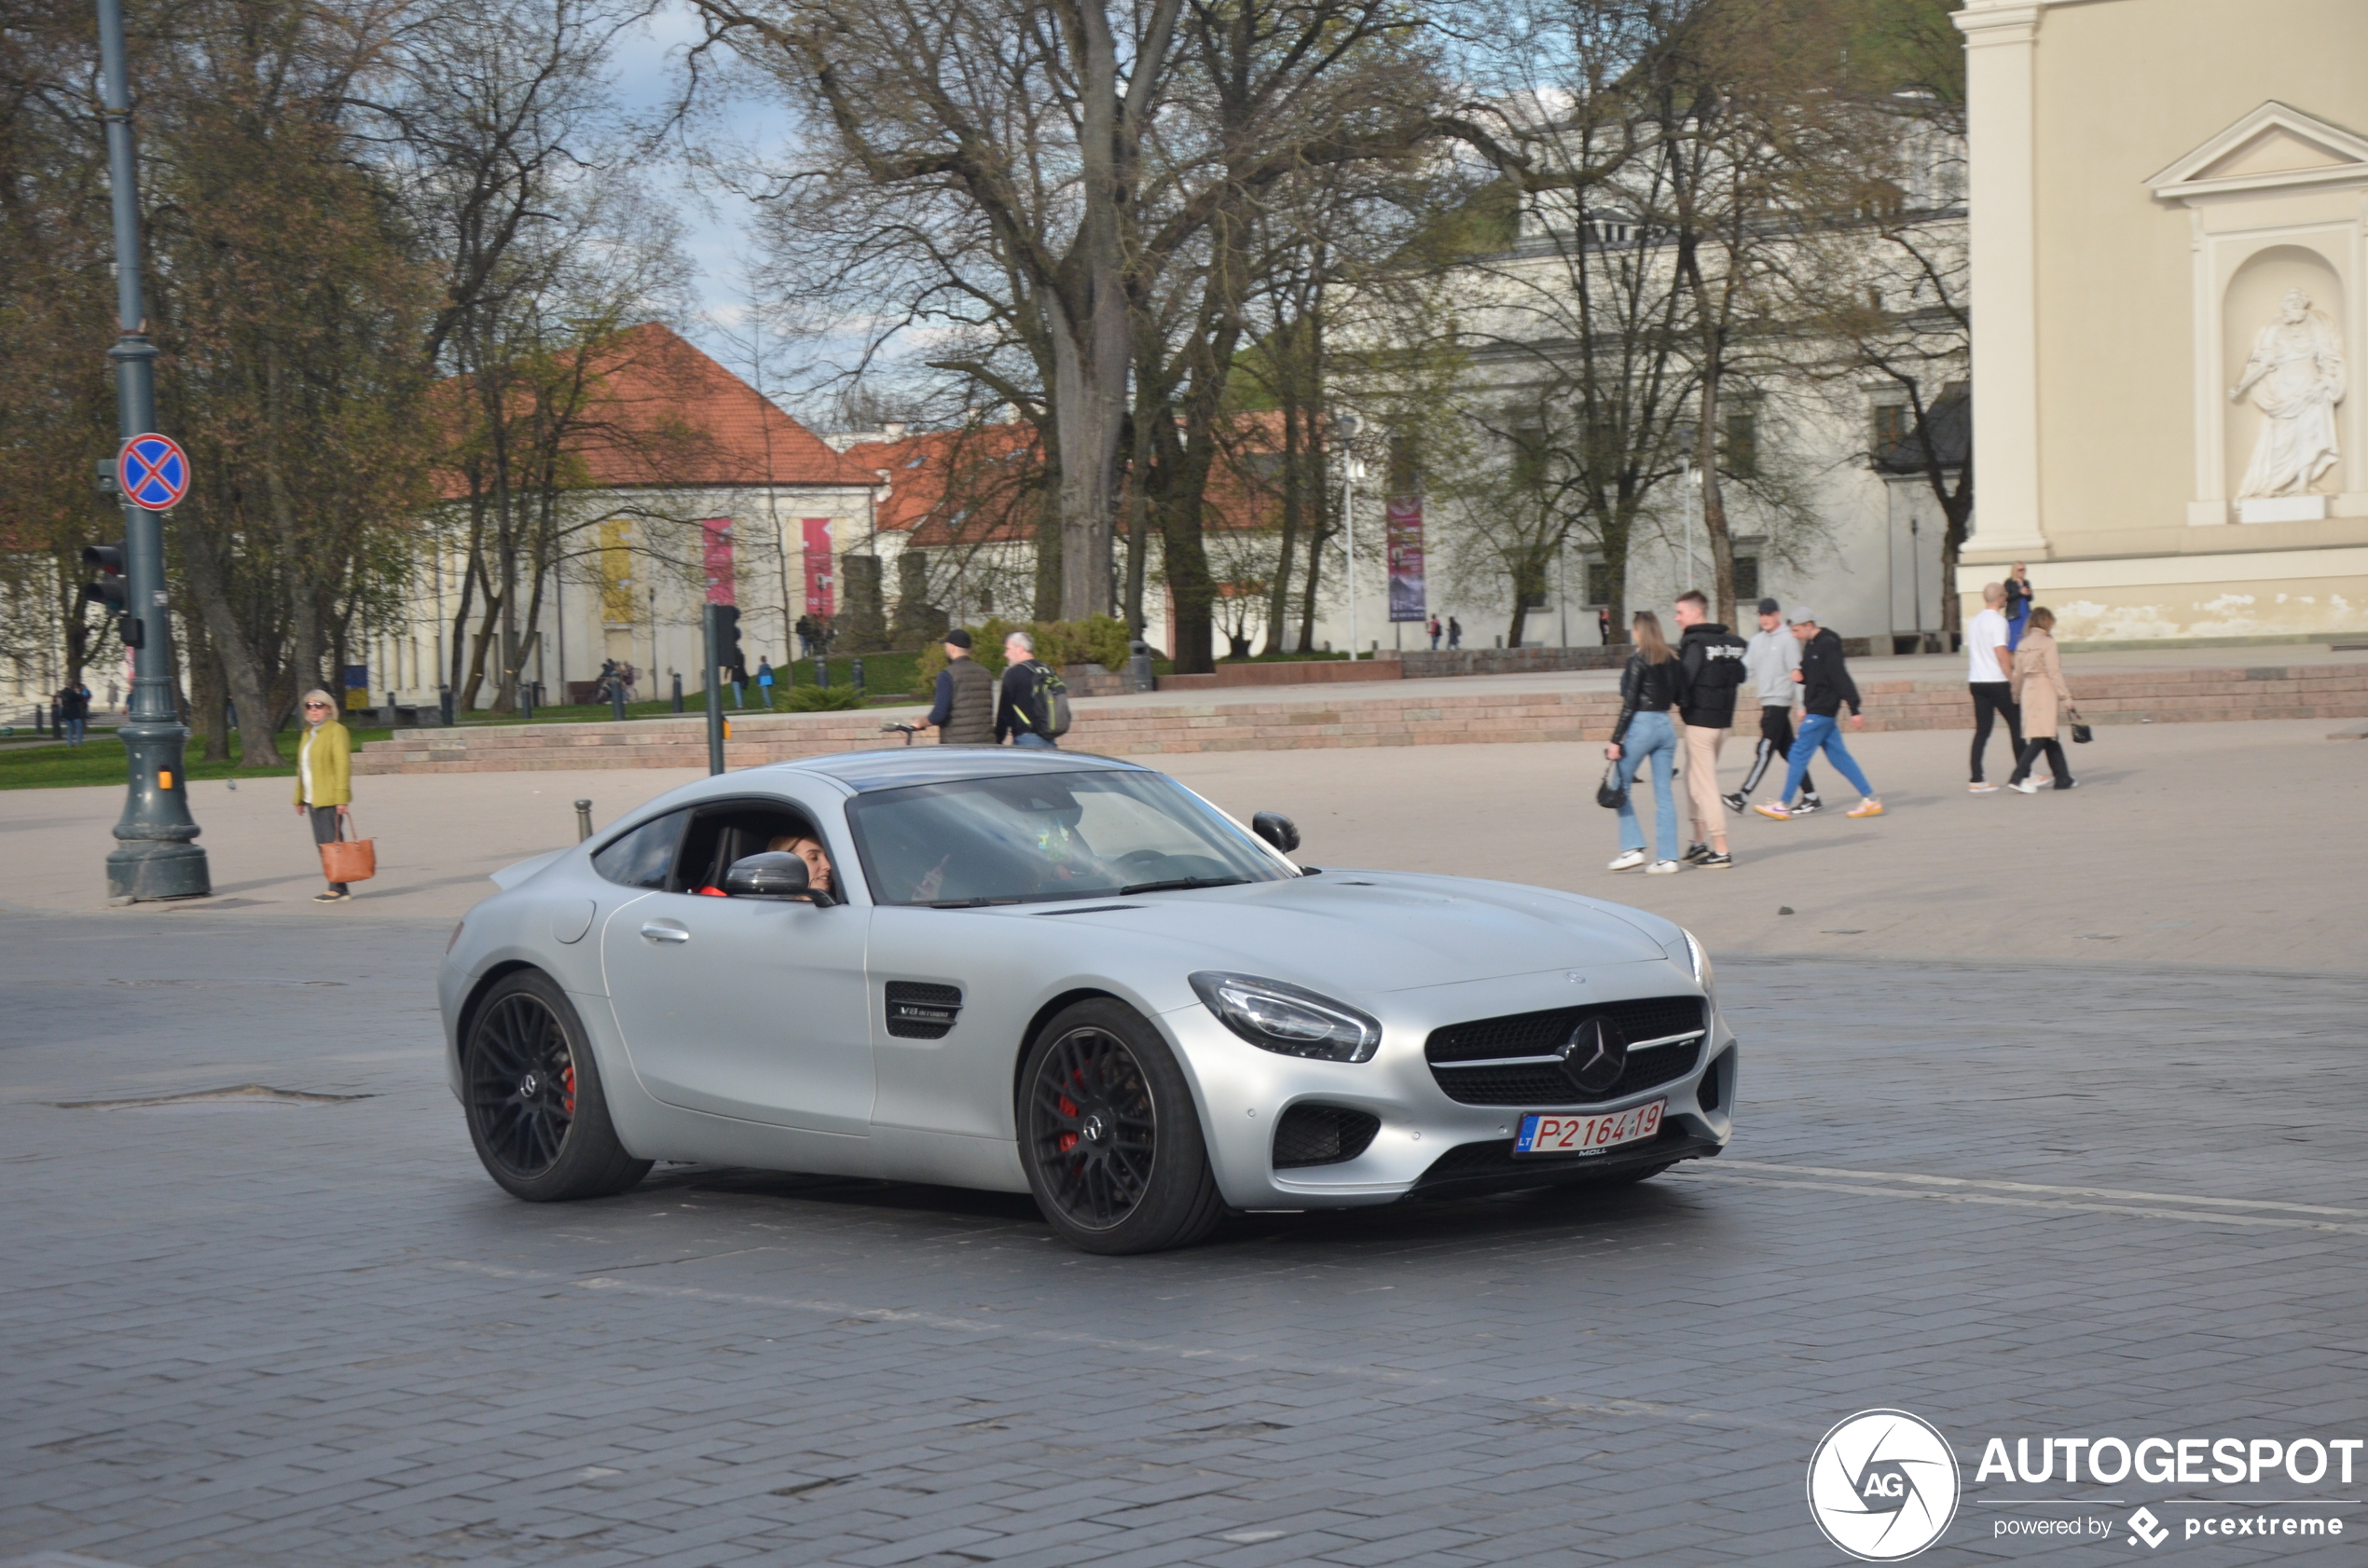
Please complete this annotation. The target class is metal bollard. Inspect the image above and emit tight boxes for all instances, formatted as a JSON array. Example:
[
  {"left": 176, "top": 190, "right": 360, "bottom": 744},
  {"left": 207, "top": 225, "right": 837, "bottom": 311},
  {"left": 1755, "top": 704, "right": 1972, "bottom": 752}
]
[
  {"left": 817, "top": 656, "right": 830, "bottom": 690},
  {"left": 439, "top": 684, "right": 455, "bottom": 727},
  {"left": 1128, "top": 640, "right": 1155, "bottom": 693},
  {"left": 574, "top": 799, "right": 594, "bottom": 841},
  {"left": 852, "top": 658, "right": 864, "bottom": 698},
  {"left": 671, "top": 672, "right": 683, "bottom": 712},
  {"left": 610, "top": 682, "right": 627, "bottom": 722},
  {"left": 518, "top": 683, "right": 534, "bottom": 722}
]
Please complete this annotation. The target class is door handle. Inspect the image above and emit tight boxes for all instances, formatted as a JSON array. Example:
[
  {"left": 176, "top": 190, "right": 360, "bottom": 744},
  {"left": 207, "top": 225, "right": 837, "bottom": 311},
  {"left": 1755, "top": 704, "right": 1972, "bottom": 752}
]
[{"left": 639, "top": 923, "right": 689, "bottom": 944}]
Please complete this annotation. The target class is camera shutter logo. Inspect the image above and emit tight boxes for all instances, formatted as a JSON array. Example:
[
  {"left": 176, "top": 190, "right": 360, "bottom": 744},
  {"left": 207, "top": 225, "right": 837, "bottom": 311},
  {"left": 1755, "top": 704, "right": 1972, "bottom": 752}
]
[{"left": 1807, "top": 1410, "right": 1961, "bottom": 1561}]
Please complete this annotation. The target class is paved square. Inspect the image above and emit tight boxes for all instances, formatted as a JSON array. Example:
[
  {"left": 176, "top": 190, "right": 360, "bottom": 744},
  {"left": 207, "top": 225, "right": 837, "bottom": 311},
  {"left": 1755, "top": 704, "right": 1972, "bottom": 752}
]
[{"left": 3, "top": 906, "right": 2361, "bottom": 1567}]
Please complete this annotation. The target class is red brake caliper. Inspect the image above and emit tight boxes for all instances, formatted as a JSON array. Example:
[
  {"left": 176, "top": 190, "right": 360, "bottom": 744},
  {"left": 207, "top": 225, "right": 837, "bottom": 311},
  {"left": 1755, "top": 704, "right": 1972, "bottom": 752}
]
[
  {"left": 561, "top": 1065, "right": 577, "bottom": 1118},
  {"left": 1055, "top": 1066, "right": 1083, "bottom": 1155}
]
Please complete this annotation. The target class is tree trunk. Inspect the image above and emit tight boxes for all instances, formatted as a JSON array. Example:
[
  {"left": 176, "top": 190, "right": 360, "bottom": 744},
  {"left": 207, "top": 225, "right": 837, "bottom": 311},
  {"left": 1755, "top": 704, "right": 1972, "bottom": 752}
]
[
  {"left": 1263, "top": 395, "right": 1301, "bottom": 655},
  {"left": 177, "top": 525, "right": 286, "bottom": 765}
]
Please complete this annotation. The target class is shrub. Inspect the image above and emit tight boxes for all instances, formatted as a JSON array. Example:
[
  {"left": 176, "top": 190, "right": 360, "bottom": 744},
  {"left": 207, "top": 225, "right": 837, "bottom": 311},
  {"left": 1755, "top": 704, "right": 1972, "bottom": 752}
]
[
  {"left": 908, "top": 615, "right": 1136, "bottom": 695},
  {"left": 784, "top": 684, "right": 864, "bottom": 711}
]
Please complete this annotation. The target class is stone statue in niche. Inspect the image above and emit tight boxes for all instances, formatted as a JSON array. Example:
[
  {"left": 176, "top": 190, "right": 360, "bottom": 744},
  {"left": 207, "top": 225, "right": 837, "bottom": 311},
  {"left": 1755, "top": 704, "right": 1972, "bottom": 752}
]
[{"left": 2230, "top": 289, "right": 2345, "bottom": 499}]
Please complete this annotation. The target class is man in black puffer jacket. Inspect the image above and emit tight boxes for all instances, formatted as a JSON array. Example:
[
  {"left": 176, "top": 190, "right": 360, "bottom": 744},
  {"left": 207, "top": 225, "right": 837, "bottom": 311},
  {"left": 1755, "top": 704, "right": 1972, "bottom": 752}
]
[{"left": 1673, "top": 590, "right": 1748, "bottom": 868}]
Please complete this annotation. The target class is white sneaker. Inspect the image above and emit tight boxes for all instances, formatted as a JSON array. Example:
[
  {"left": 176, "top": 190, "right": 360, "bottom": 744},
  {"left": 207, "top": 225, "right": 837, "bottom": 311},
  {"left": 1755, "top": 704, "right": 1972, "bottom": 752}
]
[
  {"left": 1968, "top": 782, "right": 2000, "bottom": 794},
  {"left": 1607, "top": 848, "right": 1649, "bottom": 872},
  {"left": 1645, "top": 859, "right": 1682, "bottom": 874},
  {"left": 2009, "top": 778, "right": 2043, "bottom": 794}
]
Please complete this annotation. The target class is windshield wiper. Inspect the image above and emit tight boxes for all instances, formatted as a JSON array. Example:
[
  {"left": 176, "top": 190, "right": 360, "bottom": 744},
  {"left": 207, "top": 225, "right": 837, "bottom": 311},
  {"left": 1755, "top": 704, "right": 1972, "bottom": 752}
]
[
  {"left": 1116, "top": 875, "right": 1252, "bottom": 896},
  {"left": 925, "top": 895, "right": 1028, "bottom": 908}
]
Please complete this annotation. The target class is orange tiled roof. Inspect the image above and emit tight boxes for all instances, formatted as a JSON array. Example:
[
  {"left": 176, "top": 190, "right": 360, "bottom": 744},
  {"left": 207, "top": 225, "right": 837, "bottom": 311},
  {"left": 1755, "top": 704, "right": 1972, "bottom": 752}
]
[
  {"left": 841, "top": 415, "right": 1291, "bottom": 548},
  {"left": 434, "top": 322, "right": 878, "bottom": 499}
]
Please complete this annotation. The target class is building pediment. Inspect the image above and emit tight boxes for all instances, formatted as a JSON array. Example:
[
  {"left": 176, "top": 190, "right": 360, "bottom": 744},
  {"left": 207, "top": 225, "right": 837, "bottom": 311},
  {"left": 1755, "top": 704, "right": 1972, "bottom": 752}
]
[{"left": 2147, "top": 101, "right": 2368, "bottom": 201}]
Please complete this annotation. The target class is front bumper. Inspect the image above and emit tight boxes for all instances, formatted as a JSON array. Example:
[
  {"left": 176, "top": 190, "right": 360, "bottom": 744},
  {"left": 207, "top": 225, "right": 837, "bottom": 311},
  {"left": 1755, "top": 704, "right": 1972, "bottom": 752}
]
[{"left": 1163, "top": 964, "right": 1737, "bottom": 1212}]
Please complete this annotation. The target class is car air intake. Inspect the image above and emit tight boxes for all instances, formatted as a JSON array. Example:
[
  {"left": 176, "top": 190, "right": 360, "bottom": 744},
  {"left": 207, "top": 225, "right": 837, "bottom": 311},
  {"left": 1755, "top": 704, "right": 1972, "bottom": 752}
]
[
  {"left": 885, "top": 981, "right": 962, "bottom": 1039},
  {"left": 1272, "top": 1104, "right": 1382, "bottom": 1169},
  {"left": 1424, "top": 997, "right": 1707, "bottom": 1107}
]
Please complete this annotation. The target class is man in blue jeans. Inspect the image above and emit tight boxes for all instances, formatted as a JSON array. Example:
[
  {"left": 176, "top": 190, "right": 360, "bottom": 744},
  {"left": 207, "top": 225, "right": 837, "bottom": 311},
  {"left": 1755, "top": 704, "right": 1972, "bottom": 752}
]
[
  {"left": 996, "top": 630, "right": 1060, "bottom": 749},
  {"left": 1754, "top": 610, "right": 1884, "bottom": 820}
]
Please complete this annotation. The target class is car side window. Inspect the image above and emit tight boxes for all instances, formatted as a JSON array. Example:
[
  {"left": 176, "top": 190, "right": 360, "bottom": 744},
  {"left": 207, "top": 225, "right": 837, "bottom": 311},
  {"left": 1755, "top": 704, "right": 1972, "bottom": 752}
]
[
  {"left": 674, "top": 801, "right": 832, "bottom": 896},
  {"left": 590, "top": 808, "right": 691, "bottom": 889}
]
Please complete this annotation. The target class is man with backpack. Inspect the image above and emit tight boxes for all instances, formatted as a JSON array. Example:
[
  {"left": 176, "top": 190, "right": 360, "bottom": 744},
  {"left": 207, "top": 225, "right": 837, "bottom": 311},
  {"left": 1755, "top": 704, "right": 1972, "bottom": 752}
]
[
  {"left": 1673, "top": 590, "right": 1748, "bottom": 868},
  {"left": 997, "top": 630, "right": 1070, "bottom": 749}
]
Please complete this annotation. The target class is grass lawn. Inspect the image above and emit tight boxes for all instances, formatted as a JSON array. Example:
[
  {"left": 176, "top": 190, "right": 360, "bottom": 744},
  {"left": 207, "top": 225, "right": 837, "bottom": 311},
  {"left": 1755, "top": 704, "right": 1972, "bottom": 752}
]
[{"left": 0, "top": 727, "right": 395, "bottom": 792}]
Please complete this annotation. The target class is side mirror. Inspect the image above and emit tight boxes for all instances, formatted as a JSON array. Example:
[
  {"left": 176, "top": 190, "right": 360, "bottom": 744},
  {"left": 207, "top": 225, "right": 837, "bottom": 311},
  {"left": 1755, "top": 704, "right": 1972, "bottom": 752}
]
[
  {"left": 722, "top": 851, "right": 814, "bottom": 901},
  {"left": 1251, "top": 811, "right": 1300, "bottom": 854}
]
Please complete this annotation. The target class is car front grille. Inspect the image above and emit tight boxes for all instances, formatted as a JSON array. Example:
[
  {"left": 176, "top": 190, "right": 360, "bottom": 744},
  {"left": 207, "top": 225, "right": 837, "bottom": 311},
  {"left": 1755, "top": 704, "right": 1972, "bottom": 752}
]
[
  {"left": 1272, "top": 1104, "right": 1382, "bottom": 1169},
  {"left": 1411, "top": 1122, "right": 1705, "bottom": 1190},
  {"left": 1424, "top": 996, "right": 1706, "bottom": 1107}
]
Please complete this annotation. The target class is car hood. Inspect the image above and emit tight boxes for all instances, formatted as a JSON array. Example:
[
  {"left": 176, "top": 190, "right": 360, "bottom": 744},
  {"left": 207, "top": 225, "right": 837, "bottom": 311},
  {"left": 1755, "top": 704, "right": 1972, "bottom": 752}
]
[{"left": 1005, "top": 869, "right": 1676, "bottom": 997}]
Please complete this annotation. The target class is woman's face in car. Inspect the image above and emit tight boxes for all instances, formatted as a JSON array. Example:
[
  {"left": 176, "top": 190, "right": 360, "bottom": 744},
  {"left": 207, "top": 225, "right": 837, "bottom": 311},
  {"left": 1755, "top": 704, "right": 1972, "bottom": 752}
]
[{"left": 767, "top": 833, "right": 833, "bottom": 890}]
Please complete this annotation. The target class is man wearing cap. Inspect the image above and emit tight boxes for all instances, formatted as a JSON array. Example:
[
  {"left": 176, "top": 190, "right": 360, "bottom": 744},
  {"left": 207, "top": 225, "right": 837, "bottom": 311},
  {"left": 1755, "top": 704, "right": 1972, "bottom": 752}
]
[
  {"left": 1755, "top": 609, "right": 1883, "bottom": 820},
  {"left": 918, "top": 628, "right": 998, "bottom": 745},
  {"left": 1724, "top": 598, "right": 1822, "bottom": 817}
]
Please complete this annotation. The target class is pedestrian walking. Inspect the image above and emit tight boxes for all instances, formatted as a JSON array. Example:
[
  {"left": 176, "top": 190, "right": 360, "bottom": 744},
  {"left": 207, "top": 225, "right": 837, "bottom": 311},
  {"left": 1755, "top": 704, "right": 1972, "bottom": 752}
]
[
  {"left": 1447, "top": 616, "right": 1463, "bottom": 650},
  {"left": 1964, "top": 583, "right": 2023, "bottom": 792},
  {"left": 1604, "top": 611, "right": 1686, "bottom": 874},
  {"left": 756, "top": 655, "right": 777, "bottom": 708},
  {"left": 1673, "top": 590, "right": 1747, "bottom": 868},
  {"left": 1427, "top": 614, "right": 1441, "bottom": 651},
  {"left": 917, "top": 629, "right": 997, "bottom": 745},
  {"left": 795, "top": 614, "right": 816, "bottom": 661},
  {"left": 105, "top": 679, "right": 118, "bottom": 712},
  {"left": 1724, "top": 599, "right": 1822, "bottom": 817},
  {"left": 57, "top": 681, "right": 90, "bottom": 746},
  {"left": 1753, "top": 610, "right": 1884, "bottom": 820},
  {"left": 727, "top": 653, "right": 749, "bottom": 709},
  {"left": 2006, "top": 608, "right": 2079, "bottom": 792},
  {"left": 293, "top": 689, "right": 355, "bottom": 901},
  {"left": 1598, "top": 606, "right": 1612, "bottom": 646},
  {"left": 2003, "top": 562, "right": 2035, "bottom": 650},
  {"left": 997, "top": 631, "right": 1062, "bottom": 749}
]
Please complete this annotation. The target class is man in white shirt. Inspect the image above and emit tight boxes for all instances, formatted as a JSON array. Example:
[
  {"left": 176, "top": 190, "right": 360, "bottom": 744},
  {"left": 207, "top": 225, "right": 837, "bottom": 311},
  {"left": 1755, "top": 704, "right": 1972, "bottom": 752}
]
[
  {"left": 1722, "top": 598, "right": 1822, "bottom": 816},
  {"left": 1964, "top": 583, "right": 2022, "bottom": 793}
]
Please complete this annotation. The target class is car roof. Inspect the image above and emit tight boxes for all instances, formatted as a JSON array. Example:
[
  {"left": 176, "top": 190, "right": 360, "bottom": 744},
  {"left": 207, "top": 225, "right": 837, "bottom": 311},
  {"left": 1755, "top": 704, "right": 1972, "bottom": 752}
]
[{"left": 767, "top": 747, "right": 1150, "bottom": 793}]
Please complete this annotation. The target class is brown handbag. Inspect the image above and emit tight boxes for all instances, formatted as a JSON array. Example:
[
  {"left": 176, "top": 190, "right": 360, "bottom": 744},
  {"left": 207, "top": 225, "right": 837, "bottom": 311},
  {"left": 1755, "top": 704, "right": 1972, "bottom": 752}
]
[{"left": 320, "top": 811, "right": 378, "bottom": 884}]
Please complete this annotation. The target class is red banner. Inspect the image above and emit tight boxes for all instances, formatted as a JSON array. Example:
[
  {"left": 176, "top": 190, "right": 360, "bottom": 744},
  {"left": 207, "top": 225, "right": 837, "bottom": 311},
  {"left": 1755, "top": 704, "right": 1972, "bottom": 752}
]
[
  {"left": 700, "top": 518, "right": 736, "bottom": 605},
  {"left": 803, "top": 518, "right": 834, "bottom": 617},
  {"left": 1385, "top": 496, "right": 1425, "bottom": 622}
]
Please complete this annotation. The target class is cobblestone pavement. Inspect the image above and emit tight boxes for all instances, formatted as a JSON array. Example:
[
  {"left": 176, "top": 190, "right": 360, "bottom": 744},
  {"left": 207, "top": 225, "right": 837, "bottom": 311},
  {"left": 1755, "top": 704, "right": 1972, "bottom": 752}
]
[{"left": 2, "top": 913, "right": 2362, "bottom": 1568}]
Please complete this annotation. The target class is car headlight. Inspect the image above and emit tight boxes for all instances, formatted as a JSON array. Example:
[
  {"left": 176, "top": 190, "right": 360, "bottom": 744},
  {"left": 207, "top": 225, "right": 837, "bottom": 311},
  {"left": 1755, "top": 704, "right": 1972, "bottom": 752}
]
[
  {"left": 1681, "top": 928, "right": 1713, "bottom": 988},
  {"left": 1189, "top": 971, "right": 1382, "bottom": 1064}
]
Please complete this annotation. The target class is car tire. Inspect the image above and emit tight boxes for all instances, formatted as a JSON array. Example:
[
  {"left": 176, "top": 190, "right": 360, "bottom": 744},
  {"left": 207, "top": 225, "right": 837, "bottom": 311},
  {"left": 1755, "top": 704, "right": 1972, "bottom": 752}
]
[
  {"left": 461, "top": 969, "right": 652, "bottom": 1203},
  {"left": 1019, "top": 998, "right": 1223, "bottom": 1255}
]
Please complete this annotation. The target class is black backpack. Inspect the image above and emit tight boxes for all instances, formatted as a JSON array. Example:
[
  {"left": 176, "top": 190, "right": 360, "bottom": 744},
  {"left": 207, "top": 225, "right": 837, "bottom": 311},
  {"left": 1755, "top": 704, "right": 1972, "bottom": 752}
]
[{"left": 1031, "top": 662, "right": 1072, "bottom": 737}]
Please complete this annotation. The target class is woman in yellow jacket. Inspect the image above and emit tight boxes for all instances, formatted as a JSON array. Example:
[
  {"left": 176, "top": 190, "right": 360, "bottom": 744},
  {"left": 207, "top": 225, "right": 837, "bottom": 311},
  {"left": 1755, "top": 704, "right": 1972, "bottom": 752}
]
[
  {"left": 293, "top": 688, "right": 355, "bottom": 900},
  {"left": 2006, "top": 609, "right": 2078, "bottom": 793}
]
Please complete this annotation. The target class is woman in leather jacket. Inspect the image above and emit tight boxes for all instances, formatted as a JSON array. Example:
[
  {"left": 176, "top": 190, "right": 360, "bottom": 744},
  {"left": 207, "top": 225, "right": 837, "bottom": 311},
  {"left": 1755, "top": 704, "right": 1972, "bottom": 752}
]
[{"left": 1604, "top": 612, "right": 1686, "bottom": 873}]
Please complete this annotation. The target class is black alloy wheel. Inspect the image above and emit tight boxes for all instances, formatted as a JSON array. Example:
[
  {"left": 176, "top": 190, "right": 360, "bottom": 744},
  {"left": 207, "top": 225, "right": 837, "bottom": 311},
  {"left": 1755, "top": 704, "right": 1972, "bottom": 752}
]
[
  {"left": 1020, "top": 999, "right": 1223, "bottom": 1254},
  {"left": 461, "top": 970, "right": 651, "bottom": 1202}
]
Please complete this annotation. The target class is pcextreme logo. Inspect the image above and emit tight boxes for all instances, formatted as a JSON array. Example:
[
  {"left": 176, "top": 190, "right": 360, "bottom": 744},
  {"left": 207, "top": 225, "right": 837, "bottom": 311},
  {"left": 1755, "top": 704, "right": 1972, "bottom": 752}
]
[{"left": 1808, "top": 1410, "right": 1963, "bottom": 1561}]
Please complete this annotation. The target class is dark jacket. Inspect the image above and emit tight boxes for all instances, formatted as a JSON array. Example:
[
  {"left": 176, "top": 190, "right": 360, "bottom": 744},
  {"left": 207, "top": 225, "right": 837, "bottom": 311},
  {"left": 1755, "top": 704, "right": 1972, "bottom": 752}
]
[
  {"left": 996, "top": 659, "right": 1053, "bottom": 741},
  {"left": 1675, "top": 623, "right": 1749, "bottom": 728},
  {"left": 1608, "top": 651, "right": 1684, "bottom": 745},
  {"left": 1798, "top": 628, "right": 1862, "bottom": 719},
  {"left": 929, "top": 656, "right": 996, "bottom": 744}
]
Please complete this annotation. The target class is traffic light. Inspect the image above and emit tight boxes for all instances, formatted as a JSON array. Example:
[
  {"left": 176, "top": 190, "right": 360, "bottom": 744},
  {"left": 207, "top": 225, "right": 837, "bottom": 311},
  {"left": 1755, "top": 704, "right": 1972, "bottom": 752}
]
[
  {"left": 81, "top": 542, "right": 143, "bottom": 647},
  {"left": 709, "top": 604, "right": 744, "bottom": 676}
]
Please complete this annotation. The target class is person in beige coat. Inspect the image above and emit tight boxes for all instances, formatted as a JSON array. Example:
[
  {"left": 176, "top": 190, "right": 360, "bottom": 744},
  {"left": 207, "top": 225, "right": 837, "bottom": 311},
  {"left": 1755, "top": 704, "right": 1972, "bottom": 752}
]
[{"left": 2006, "top": 609, "right": 2078, "bottom": 792}]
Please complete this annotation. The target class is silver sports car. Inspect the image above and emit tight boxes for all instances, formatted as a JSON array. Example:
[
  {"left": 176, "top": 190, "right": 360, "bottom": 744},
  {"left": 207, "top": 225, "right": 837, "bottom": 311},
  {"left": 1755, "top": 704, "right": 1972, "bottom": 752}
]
[{"left": 441, "top": 749, "right": 1736, "bottom": 1253}]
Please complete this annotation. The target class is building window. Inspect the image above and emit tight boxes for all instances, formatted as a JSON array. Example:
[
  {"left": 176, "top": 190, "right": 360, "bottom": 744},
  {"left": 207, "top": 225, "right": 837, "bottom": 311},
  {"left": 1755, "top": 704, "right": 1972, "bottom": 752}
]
[
  {"left": 1721, "top": 410, "right": 1758, "bottom": 478},
  {"left": 1732, "top": 557, "right": 1760, "bottom": 603},
  {"left": 1585, "top": 560, "right": 1615, "bottom": 607},
  {"left": 1871, "top": 401, "right": 1913, "bottom": 455}
]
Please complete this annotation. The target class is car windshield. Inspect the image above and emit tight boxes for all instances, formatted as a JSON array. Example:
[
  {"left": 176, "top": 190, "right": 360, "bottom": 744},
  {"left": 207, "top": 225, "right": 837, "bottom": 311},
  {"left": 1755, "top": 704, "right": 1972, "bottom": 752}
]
[{"left": 846, "top": 770, "right": 1291, "bottom": 907}]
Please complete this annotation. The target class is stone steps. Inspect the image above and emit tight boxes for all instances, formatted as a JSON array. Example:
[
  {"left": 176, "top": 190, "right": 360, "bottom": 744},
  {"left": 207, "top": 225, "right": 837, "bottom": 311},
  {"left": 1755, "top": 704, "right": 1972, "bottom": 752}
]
[{"left": 353, "top": 661, "right": 2368, "bottom": 774}]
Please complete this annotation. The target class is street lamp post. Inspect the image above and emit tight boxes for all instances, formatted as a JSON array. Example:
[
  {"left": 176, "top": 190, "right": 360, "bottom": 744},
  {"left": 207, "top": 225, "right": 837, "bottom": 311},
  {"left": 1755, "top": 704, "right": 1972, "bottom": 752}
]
[
  {"left": 1336, "top": 414, "right": 1362, "bottom": 660},
  {"left": 98, "top": 0, "right": 206, "bottom": 901}
]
